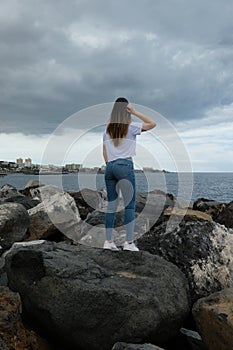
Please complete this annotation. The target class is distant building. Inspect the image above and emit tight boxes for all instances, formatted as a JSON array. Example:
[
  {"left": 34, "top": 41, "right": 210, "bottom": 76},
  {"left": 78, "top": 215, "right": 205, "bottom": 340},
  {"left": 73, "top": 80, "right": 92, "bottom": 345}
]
[
  {"left": 9, "top": 161, "right": 17, "bottom": 168},
  {"left": 16, "top": 157, "right": 23, "bottom": 165},
  {"left": 65, "top": 163, "right": 82, "bottom": 171},
  {"left": 25, "top": 158, "right": 32, "bottom": 167}
]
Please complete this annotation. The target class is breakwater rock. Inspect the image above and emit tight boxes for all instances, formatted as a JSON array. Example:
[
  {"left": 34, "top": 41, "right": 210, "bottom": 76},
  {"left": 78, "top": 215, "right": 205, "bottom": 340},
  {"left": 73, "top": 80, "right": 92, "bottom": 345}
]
[
  {"left": 0, "top": 285, "right": 49, "bottom": 350},
  {"left": 0, "top": 203, "right": 30, "bottom": 250},
  {"left": 5, "top": 240, "right": 190, "bottom": 350},
  {"left": 136, "top": 221, "right": 233, "bottom": 302}
]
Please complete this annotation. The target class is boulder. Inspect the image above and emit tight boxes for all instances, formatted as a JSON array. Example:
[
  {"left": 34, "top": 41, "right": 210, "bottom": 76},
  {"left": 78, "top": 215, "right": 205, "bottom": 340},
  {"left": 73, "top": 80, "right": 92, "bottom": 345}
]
[
  {"left": 5, "top": 241, "right": 190, "bottom": 350},
  {"left": 193, "top": 197, "right": 226, "bottom": 220},
  {"left": 0, "top": 183, "right": 40, "bottom": 209},
  {"left": 112, "top": 343, "right": 164, "bottom": 349},
  {"left": 135, "top": 190, "right": 174, "bottom": 229},
  {"left": 0, "top": 285, "right": 49, "bottom": 350},
  {"left": 0, "top": 203, "right": 30, "bottom": 250},
  {"left": 19, "top": 179, "right": 43, "bottom": 197},
  {"left": 192, "top": 288, "right": 233, "bottom": 350},
  {"left": 136, "top": 221, "right": 233, "bottom": 302},
  {"left": 163, "top": 207, "right": 213, "bottom": 222},
  {"left": 215, "top": 200, "right": 233, "bottom": 228},
  {"left": 27, "top": 185, "right": 81, "bottom": 241},
  {"left": 0, "top": 184, "right": 21, "bottom": 200},
  {"left": 79, "top": 208, "right": 149, "bottom": 248},
  {"left": 68, "top": 188, "right": 104, "bottom": 220}
]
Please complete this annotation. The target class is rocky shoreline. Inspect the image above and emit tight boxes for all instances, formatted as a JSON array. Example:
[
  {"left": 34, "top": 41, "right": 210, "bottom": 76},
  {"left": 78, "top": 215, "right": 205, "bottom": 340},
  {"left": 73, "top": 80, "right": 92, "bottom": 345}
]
[{"left": 1, "top": 180, "right": 233, "bottom": 350}]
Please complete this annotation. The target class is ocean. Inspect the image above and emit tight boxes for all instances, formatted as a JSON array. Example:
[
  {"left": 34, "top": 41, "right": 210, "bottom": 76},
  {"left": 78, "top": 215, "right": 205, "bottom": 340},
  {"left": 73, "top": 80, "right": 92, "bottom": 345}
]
[{"left": 0, "top": 172, "right": 233, "bottom": 203}]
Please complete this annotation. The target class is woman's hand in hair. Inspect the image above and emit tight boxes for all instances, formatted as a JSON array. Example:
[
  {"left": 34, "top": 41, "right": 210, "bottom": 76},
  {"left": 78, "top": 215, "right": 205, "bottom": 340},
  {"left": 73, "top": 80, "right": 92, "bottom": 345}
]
[
  {"left": 126, "top": 104, "right": 137, "bottom": 115},
  {"left": 127, "top": 104, "right": 157, "bottom": 131}
]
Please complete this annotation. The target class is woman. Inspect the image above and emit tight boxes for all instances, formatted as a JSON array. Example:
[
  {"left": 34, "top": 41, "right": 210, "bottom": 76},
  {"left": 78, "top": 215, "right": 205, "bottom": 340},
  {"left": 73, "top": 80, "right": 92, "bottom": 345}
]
[{"left": 103, "top": 97, "right": 156, "bottom": 251}]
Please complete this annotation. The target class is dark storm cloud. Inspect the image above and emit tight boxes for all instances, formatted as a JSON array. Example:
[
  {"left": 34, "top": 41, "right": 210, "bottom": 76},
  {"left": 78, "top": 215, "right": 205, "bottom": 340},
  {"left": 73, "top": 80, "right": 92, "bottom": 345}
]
[{"left": 0, "top": 0, "right": 233, "bottom": 134}]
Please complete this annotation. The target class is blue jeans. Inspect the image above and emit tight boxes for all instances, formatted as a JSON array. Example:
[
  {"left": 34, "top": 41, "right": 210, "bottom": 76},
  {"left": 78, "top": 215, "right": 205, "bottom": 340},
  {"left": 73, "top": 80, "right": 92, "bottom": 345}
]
[{"left": 104, "top": 158, "right": 136, "bottom": 242}]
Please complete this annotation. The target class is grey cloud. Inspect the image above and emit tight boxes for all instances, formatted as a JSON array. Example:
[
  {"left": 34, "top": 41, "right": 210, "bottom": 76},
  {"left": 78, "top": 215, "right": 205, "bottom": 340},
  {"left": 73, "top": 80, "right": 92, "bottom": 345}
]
[{"left": 0, "top": 0, "right": 233, "bottom": 134}]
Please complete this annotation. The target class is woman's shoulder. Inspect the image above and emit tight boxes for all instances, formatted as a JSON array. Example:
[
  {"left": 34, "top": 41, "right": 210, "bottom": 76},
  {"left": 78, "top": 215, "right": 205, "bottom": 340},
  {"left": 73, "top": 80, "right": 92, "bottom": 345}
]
[
  {"left": 129, "top": 121, "right": 143, "bottom": 135},
  {"left": 130, "top": 121, "right": 142, "bottom": 127}
]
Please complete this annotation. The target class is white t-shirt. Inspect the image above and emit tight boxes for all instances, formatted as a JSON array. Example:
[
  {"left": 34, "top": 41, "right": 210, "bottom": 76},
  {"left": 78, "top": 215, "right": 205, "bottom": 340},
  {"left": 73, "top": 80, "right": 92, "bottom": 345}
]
[{"left": 103, "top": 121, "right": 142, "bottom": 162}]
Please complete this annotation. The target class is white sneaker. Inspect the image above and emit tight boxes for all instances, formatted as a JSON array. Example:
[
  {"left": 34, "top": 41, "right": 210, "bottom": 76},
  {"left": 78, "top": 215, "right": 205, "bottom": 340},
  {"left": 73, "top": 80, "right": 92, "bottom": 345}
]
[
  {"left": 123, "top": 242, "right": 139, "bottom": 252},
  {"left": 103, "top": 241, "right": 119, "bottom": 251}
]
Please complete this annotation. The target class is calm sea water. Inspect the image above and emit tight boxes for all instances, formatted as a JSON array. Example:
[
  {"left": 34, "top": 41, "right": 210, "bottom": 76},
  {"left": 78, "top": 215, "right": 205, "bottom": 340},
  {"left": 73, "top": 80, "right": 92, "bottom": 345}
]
[{"left": 0, "top": 172, "right": 233, "bottom": 203}]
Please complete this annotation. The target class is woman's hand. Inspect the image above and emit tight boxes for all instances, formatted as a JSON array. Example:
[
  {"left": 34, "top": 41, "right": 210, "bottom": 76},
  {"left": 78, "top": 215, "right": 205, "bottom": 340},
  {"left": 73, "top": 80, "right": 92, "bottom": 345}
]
[{"left": 126, "top": 104, "right": 137, "bottom": 115}]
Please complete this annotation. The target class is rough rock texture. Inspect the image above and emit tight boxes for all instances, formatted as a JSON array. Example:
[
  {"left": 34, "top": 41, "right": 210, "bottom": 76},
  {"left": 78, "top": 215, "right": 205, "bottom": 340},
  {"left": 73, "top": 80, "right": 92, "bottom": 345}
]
[
  {"left": 0, "top": 184, "right": 39, "bottom": 209},
  {"left": 68, "top": 188, "right": 105, "bottom": 220},
  {"left": 19, "top": 180, "right": 43, "bottom": 197},
  {"left": 0, "top": 184, "right": 23, "bottom": 201},
  {"left": 0, "top": 203, "right": 30, "bottom": 250},
  {"left": 112, "top": 343, "right": 164, "bottom": 349},
  {"left": 136, "top": 221, "right": 233, "bottom": 302},
  {"left": 193, "top": 197, "right": 226, "bottom": 221},
  {"left": 216, "top": 200, "right": 233, "bottom": 228},
  {"left": 0, "top": 285, "right": 49, "bottom": 350},
  {"left": 27, "top": 185, "right": 81, "bottom": 241},
  {"left": 5, "top": 240, "right": 190, "bottom": 350},
  {"left": 192, "top": 288, "right": 233, "bottom": 350},
  {"left": 79, "top": 209, "right": 149, "bottom": 248},
  {"left": 135, "top": 191, "right": 174, "bottom": 228},
  {"left": 180, "top": 328, "right": 205, "bottom": 350},
  {"left": 163, "top": 207, "right": 212, "bottom": 222}
]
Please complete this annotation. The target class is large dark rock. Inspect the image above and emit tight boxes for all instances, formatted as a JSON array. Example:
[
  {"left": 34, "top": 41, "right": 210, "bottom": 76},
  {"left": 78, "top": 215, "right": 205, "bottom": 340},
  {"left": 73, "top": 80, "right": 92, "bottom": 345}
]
[
  {"left": 215, "top": 200, "right": 233, "bottom": 228},
  {"left": 136, "top": 221, "right": 233, "bottom": 302},
  {"left": 0, "top": 203, "right": 30, "bottom": 250},
  {"left": 5, "top": 241, "right": 190, "bottom": 350}
]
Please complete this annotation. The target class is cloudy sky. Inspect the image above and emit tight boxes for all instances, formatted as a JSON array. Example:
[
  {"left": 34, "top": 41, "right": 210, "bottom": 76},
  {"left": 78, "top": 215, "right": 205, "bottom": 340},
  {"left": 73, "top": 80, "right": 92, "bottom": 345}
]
[{"left": 0, "top": 0, "right": 233, "bottom": 171}]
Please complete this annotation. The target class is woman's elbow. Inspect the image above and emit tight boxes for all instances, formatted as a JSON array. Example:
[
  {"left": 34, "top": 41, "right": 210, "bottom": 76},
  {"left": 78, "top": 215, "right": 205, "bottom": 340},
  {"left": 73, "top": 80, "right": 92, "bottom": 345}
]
[{"left": 149, "top": 121, "right": 157, "bottom": 130}]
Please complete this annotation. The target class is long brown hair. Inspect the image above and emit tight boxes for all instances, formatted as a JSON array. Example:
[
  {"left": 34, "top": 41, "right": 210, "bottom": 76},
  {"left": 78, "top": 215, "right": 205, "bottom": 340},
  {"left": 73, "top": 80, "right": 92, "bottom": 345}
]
[{"left": 106, "top": 97, "right": 131, "bottom": 146}]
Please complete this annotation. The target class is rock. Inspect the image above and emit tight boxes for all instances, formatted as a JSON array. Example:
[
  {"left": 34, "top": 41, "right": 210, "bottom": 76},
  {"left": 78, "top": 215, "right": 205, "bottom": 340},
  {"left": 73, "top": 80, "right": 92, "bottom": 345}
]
[
  {"left": 0, "top": 285, "right": 50, "bottom": 350},
  {"left": 79, "top": 209, "right": 149, "bottom": 248},
  {"left": 0, "top": 183, "right": 40, "bottom": 209},
  {"left": 215, "top": 200, "right": 233, "bottom": 228},
  {"left": 163, "top": 207, "right": 213, "bottom": 222},
  {"left": 0, "top": 338, "right": 9, "bottom": 350},
  {"left": 68, "top": 188, "right": 104, "bottom": 220},
  {"left": 136, "top": 220, "right": 233, "bottom": 302},
  {"left": 112, "top": 342, "right": 164, "bottom": 349},
  {"left": 193, "top": 197, "right": 226, "bottom": 220},
  {"left": 192, "top": 288, "right": 233, "bottom": 350},
  {"left": 29, "top": 184, "right": 67, "bottom": 202},
  {"left": 19, "top": 179, "right": 43, "bottom": 197},
  {"left": 180, "top": 328, "right": 205, "bottom": 350},
  {"left": 5, "top": 241, "right": 190, "bottom": 350},
  {"left": 0, "top": 203, "right": 30, "bottom": 250},
  {"left": 0, "top": 184, "right": 21, "bottom": 200},
  {"left": 135, "top": 191, "right": 174, "bottom": 229},
  {"left": 27, "top": 185, "right": 81, "bottom": 241},
  {"left": 5, "top": 196, "right": 40, "bottom": 210}
]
